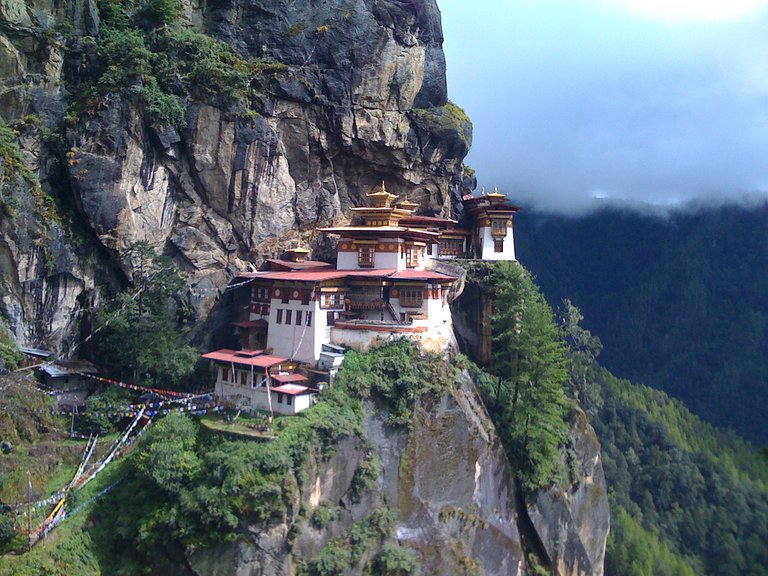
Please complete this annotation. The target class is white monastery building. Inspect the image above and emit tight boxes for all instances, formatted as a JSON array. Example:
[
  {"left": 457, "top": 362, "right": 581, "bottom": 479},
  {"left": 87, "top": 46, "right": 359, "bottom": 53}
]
[{"left": 202, "top": 184, "right": 520, "bottom": 414}]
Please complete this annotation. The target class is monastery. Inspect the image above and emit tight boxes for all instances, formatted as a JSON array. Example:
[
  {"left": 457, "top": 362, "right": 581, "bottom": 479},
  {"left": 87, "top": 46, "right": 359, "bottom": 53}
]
[{"left": 202, "top": 185, "right": 520, "bottom": 414}]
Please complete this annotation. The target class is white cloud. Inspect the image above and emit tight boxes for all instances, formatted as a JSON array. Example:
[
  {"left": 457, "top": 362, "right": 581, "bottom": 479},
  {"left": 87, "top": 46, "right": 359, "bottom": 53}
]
[
  {"left": 587, "top": 0, "right": 768, "bottom": 21},
  {"left": 441, "top": 0, "right": 768, "bottom": 213}
]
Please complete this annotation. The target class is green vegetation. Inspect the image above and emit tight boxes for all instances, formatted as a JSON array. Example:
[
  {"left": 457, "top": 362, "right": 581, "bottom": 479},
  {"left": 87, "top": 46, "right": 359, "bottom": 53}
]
[
  {"left": 349, "top": 451, "right": 380, "bottom": 502},
  {"left": 373, "top": 542, "right": 419, "bottom": 576},
  {"left": 90, "top": 379, "right": 365, "bottom": 566},
  {"left": 302, "top": 508, "right": 415, "bottom": 576},
  {"left": 410, "top": 101, "right": 473, "bottom": 149},
  {"left": 559, "top": 303, "right": 768, "bottom": 575},
  {"left": 93, "top": 241, "right": 197, "bottom": 388},
  {"left": 0, "top": 122, "right": 36, "bottom": 187},
  {"left": 310, "top": 504, "right": 339, "bottom": 530},
  {"left": 336, "top": 338, "right": 459, "bottom": 425},
  {"left": 460, "top": 261, "right": 571, "bottom": 490},
  {"left": 596, "top": 365, "right": 768, "bottom": 576},
  {"left": 0, "top": 323, "right": 20, "bottom": 371},
  {"left": 75, "top": 0, "right": 288, "bottom": 126},
  {"left": 517, "top": 205, "right": 768, "bottom": 444}
]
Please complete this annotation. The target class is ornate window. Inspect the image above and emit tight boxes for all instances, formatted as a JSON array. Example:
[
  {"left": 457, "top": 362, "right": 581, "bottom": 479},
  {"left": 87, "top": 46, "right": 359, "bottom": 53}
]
[
  {"left": 491, "top": 219, "right": 508, "bottom": 237},
  {"left": 406, "top": 247, "right": 421, "bottom": 268},
  {"left": 494, "top": 238, "right": 504, "bottom": 253},
  {"left": 320, "top": 293, "right": 344, "bottom": 309},
  {"left": 440, "top": 239, "right": 464, "bottom": 256},
  {"left": 358, "top": 246, "right": 375, "bottom": 267},
  {"left": 399, "top": 287, "right": 423, "bottom": 307},
  {"left": 252, "top": 286, "right": 270, "bottom": 302}
]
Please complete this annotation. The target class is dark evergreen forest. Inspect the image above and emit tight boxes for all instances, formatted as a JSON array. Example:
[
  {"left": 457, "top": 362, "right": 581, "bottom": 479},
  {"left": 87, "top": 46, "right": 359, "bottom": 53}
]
[{"left": 516, "top": 203, "right": 768, "bottom": 444}]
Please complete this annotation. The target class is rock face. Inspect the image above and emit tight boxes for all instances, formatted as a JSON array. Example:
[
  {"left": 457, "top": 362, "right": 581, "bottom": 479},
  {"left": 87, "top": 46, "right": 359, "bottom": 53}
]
[
  {"left": 186, "top": 375, "right": 608, "bottom": 576},
  {"left": 0, "top": 0, "right": 472, "bottom": 350},
  {"left": 529, "top": 409, "right": 610, "bottom": 576}
]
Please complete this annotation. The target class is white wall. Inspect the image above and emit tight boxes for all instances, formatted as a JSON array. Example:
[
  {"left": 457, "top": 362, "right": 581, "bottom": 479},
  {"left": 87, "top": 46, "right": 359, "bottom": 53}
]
[
  {"left": 337, "top": 250, "right": 359, "bottom": 270},
  {"left": 267, "top": 297, "right": 330, "bottom": 364},
  {"left": 479, "top": 225, "right": 516, "bottom": 261},
  {"left": 213, "top": 369, "right": 314, "bottom": 414}
]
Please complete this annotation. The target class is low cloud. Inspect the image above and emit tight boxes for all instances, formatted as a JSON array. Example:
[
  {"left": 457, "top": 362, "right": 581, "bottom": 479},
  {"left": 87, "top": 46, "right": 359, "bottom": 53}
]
[{"left": 442, "top": 1, "right": 768, "bottom": 214}]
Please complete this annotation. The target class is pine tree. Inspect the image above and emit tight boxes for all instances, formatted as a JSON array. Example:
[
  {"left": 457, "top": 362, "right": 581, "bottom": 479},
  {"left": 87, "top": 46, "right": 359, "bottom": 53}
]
[
  {"left": 485, "top": 262, "right": 570, "bottom": 490},
  {"left": 95, "top": 241, "right": 197, "bottom": 388}
]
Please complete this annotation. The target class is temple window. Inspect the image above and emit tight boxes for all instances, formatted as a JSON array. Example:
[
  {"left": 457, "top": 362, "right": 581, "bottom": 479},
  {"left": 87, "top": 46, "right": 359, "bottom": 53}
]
[
  {"left": 406, "top": 247, "right": 421, "bottom": 268},
  {"left": 494, "top": 238, "right": 504, "bottom": 252},
  {"left": 491, "top": 219, "right": 507, "bottom": 236},
  {"left": 440, "top": 239, "right": 463, "bottom": 256},
  {"left": 400, "top": 287, "right": 423, "bottom": 307},
  {"left": 358, "top": 246, "right": 375, "bottom": 267}
]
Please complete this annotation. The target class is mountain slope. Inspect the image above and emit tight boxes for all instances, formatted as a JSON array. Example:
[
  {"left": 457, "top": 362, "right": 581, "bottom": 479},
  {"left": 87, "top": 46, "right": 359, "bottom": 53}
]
[{"left": 516, "top": 204, "right": 768, "bottom": 443}]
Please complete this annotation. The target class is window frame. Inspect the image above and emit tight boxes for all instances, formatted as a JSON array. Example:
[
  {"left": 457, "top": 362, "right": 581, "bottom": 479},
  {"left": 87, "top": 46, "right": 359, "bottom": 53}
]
[
  {"left": 399, "top": 287, "right": 424, "bottom": 308},
  {"left": 357, "top": 245, "right": 375, "bottom": 267}
]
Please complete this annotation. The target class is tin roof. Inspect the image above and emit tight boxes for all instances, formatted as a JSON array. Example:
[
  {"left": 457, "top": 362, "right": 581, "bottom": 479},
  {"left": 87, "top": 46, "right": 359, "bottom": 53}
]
[
  {"left": 201, "top": 349, "right": 288, "bottom": 368},
  {"left": 40, "top": 360, "right": 99, "bottom": 378},
  {"left": 272, "top": 373, "right": 309, "bottom": 384},
  {"left": 271, "top": 383, "right": 316, "bottom": 395}
]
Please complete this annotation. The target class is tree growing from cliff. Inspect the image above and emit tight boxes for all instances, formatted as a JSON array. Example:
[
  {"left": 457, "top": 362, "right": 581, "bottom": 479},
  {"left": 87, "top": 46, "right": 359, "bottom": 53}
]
[
  {"left": 483, "top": 262, "right": 570, "bottom": 490},
  {"left": 94, "top": 241, "right": 196, "bottom": 388}
]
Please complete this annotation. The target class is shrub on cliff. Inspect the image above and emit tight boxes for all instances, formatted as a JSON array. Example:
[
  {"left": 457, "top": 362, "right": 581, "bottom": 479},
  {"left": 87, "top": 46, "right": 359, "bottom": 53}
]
[{"left": 461, "top": 261, "right": 570, "bottom": 490}]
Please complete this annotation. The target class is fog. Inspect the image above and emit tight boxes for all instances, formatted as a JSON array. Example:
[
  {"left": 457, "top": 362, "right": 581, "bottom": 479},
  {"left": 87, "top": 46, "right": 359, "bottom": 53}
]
[{"left": 441, "top": 1, "right": 768, "bottom": 214}]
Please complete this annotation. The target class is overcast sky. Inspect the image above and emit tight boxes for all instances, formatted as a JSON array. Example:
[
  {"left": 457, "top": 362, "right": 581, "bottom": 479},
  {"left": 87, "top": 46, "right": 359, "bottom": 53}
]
[{"left": 440, "top": 0, "right": 768, "bottom": 213}]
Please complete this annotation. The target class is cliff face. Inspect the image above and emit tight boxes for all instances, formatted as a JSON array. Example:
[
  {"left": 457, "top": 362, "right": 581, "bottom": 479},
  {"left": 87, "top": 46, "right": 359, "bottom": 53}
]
[
  {"left": 187, "top": 374, "right": 608, "bottom": 576},
  {"left": 0, "top": 0, "right": 472, "bottom": 350}
]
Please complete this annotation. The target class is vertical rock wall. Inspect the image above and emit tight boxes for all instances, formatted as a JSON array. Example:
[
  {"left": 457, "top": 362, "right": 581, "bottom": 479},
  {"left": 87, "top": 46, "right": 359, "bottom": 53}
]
[{"left": 0, "top": 0, "right": 473, "bottom": 351}]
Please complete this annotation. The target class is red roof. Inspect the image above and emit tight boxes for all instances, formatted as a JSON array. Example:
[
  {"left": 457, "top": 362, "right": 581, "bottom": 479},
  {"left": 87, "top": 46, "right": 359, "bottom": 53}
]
[
  {"left": 272, "top": 373, "right": 309, "bottom": 384},
  {"left": 345, "top": 269, "right": 398, "bottom": 277},
  {"left": 256, "top": 270, "right": 351, "bottom": 282},
  {"left": 235, "top": 268, "right": 453, "bottom": 283},
  {"left": 265, "top": 259, "right": 333, "bottom": 271},
  {"left": 201, "top": 349, "right": 288, "bottom": 368},
  {"left": 271, "top": 384, "right": 315, "bottom": 395},
  {"left": 388, "top": 270, "right": 457, "bottom": 281}
]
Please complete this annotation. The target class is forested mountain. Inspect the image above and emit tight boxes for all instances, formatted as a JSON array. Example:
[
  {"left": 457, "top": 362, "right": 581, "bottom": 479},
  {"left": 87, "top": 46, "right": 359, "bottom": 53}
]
[{"left": 516, "top": 203, "right": 768, "bottom": 444}]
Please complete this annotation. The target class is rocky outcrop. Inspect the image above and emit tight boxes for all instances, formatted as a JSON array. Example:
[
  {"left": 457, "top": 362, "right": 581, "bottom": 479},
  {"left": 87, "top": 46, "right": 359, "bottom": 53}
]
[
  {"left": 529, "top": 409, "right": 610, "bottom": 576},
  {"left": 0, "top": 0, "right": 473, "bottom": 351},
  {"left": 186, "top": 374, "right": 609, "bottom": 576}
]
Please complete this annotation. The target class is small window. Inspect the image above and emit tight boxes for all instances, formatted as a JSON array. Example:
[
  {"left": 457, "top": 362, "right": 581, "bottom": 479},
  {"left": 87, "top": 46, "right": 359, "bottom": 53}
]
[
  {"left": 281, "top": 290, "right": 289, "bottom": 304},
  {"left": 286, "top": 395, "right": 292, "bottom": 406},
  {"left": 222, "top": 368, "right": 229, "bottom": 381},
  {"left": 305, "top": 311, "right": 312, "bottom": 326},
  {"left": 302, "top": 292, "right": 311, "bottom": 305},
  {"left": 327, "top": 311, "right": 336, "bottom": 326},
  {"left": 494, "top": 238, "right": 504, "bottom": 253},
  {"left": 253, "top": 286, "right": 269, "bottom": 302},
  {"left": 426, "top": 244, "right": 433, "bottom": 256},
  {"left": 406, "top": 247, "right": 421, "bottom": 268},
  {"left": 400, "top": 287, "right": 423, "bottom": 307},
  {"left": 276, "top": 309, "right": 283, "bottom": 324},
  {"left": 277, "top": 393, "right": 283, "bottom": 404},
  {"left": 358, "top": 246, "right": 375, "bottom": 267},
  {"left": 295, "top": 310, "right": 303, "bottom": 325},
  {"left": 285, "top": 310, "right": 293, "bottom": 324}
]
